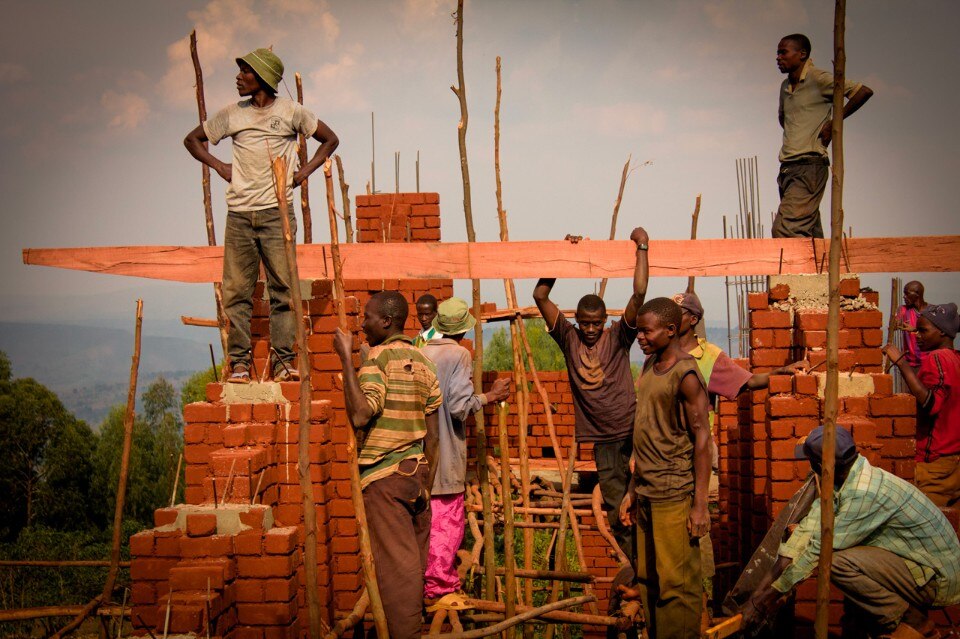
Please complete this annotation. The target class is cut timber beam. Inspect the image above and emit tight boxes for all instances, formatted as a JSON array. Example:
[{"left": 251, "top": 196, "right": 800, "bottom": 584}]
[{"left": 22, "top": 236, "right": 960, "bottom": 283}]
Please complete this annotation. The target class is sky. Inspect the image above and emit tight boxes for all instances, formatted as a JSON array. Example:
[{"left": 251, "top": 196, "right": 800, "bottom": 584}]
[{"left": 1, "top": 0, "right": 958, "bottom": 344}]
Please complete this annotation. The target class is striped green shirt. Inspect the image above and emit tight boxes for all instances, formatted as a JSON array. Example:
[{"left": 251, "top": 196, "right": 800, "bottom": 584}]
[
  {"left": 357, "top": 333, "right": 442, "bottom": 488},
  {"left": 773, "top": 456, "right": 960, "bottom": 606}
]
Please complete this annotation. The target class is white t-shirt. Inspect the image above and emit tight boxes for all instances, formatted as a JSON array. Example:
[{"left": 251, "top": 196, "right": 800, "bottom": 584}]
[{"left": 204, "top": 97, "right": 318, "bottom": 211}]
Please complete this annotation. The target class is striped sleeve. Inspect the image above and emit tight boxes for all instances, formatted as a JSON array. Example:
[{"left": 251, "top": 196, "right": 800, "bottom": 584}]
[
  {"left": 358, "top": 358, "right": 387, "bottom": 419},
  {"left": 425, "top": 371, "right": 442, "bottom": 415}
]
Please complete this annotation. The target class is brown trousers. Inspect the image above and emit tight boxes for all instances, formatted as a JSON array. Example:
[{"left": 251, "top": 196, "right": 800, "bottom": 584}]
[
  {"left": 916, "top": 455, "right": 960, "bottom": 508},
  {"left": 364, "top": 459, "right": 432, "bottom": 639},
  {"left": 773, "top": 159, "right": 828, "bottom": 238}
]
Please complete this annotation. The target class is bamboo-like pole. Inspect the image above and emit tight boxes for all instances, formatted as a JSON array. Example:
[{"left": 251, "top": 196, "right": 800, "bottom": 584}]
[
  {"left": 475, "top": 567, "right": 593, "bottom": 583},
  {"left": 334, "top": 155, "right": 354, "bottom": 243},
  {"left": 883, "top": 277, "right": 899, "bottom": 372},
  {"left": 0, "top": 604, "right": 130, "bottom": 623},
  {"left": 452, "top": 0, "right": 495, "bottom": 601},
  {"left": 598, "top": 156, "right": 632, "bottom": 300},
  {"left": 493, "top": 55, "right": 534, "bottom": 613},
  {"left": 455, "top": 599, "right": 618, "bottom": 628},
  {"left": 324, "top": 590, "right": 370, "bottom": 639},
  {"left": 52, "top": 299, "right": 143, "bottom": 639},
  {"left": 544, "top": 441, "right": 578, "bottom": 639},
  {"left": 189, "top": 30, "right": 229, "bottom": 364},
  {"left": 815, "top": 2, "right": 845, "bottom": 637},
  {"left": 322, "top": 158, "right": 390, "bottom": 638},
  {"left": 427, "top": 595, "right": 596, "bottom": 639},
  {"left": 296, "top": 73, "right": 313, "bottom": 244},
  {"left": 271, "top": 157, "right": 322, "bottom": 639},
  {"left": 686, "top": 194, "right": 702, "bottom": 293},
  {"left": 496, "top": 402, "right": 517, "bottom": 630}
]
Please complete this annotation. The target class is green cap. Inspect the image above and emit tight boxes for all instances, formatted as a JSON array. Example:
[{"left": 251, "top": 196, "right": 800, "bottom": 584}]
[
  {"left": 237, "top": 48, "right": 284, "bottom": 91},
  {"left": 432, "top": 298, "right": 477, "bottom": 336}
]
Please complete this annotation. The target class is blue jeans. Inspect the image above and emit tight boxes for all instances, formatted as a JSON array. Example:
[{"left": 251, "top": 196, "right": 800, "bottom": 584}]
[{"left": 222, "top": 207, "right": 296, "bottom": 372}]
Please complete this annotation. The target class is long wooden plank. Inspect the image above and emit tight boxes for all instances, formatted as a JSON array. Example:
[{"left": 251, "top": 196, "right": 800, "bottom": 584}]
[{"left": 22, "top": 236, "right": 960, "bottom": 283}]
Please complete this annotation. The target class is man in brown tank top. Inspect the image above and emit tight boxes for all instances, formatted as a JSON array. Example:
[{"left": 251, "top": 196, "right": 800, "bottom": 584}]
[{"left": 618, "top": 297, "right": 712, "bottom": 639}]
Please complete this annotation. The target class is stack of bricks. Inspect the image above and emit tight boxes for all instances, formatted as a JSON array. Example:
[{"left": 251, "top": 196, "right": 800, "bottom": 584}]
[
  {"left": 354, "top": 193, "right": 441, "bottom": 243},
  {"left": 713, "top": 276, "right": 924, "bottom": 637}
]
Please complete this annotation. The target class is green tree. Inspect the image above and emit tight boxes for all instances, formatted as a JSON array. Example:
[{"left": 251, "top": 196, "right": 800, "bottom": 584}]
[
  {"left": 34, "top": 418, "right": 97, "bottom": 532},
  {"left": 180, "top": 364, "right": 221, "bottom": 411},
  {"left": 483, "top": 319, "right": 565, "bottom": 372}
]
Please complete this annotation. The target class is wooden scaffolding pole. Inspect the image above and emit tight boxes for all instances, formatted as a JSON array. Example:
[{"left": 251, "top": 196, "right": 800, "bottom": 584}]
[
  {"left": 686, "top": 194, "right": 702, "bottom": 294},
  {"left": 272, "top": 157, "right": 323, "bottom": 639},
  {"left": 496, "top": 402, "right": 517, "bottom": 628},
  {"left": 598, "top": 156, "right": 632, "bottom": 300},
  {"left": 334, "top": 155, "right": 354, "bottom": 243},
  {"left": 815, "top": 1, "right": 846, "bottom": 637},
  {"left": 189, "top": 30, "right": 229, "bottom": 364},
  {"left": 493, "top": 55, "right": 534, "bottom": 614},
  {"left": 322, "top": 158, "right": 390, "bottom": 638},
  {"left": 452, "top": 0, "right": 495, "bottom": 601},
  {"left": 52, "top": 299, "right": 142, "bottom": 639},
  {"left": 296, "top": 72, "right": 313, "bottom": 244}
]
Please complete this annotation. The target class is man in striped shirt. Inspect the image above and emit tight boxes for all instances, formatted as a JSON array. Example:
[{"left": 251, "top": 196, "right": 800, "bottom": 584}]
[
  {"left": 335, "top": 291, "right": 443, "bottom": 639},
  {"left": 742, "top": 426, "right": 960, "bottom": 638}
]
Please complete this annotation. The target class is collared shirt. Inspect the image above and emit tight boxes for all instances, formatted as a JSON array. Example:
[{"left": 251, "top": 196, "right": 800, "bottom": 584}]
[
  {"left": 357, "top": 333, "right": 442, "bottom": 488},
  {"left": 772, "top": 456, "right": 960, "bottom": 606},
  {"left": 415, "top": 326, "right": 439, "bottom": 348},
  {"left": 421, "top": 338, "right": 486, "bottom": 495},
  {"left": 687, "top": 339, "right": 753, "bottom": 403},
  {"left": 779, "top": 60, "right": 862, "bottom": 162}
]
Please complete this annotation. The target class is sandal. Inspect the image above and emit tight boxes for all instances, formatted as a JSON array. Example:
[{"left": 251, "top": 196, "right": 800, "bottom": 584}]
[
  {"left": 274, "top": 365, "right": 300, "bottom": 382},
  {"left": 425, "top": 593, "right": 474, "bottom": 613},
  {"left": 227, "top": 364, "right": 251, "bottom": 384}
]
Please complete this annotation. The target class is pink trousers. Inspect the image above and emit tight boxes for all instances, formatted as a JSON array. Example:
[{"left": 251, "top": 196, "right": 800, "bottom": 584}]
[{"left": 423, "top": 492, "right": 465, "bottom": 598}]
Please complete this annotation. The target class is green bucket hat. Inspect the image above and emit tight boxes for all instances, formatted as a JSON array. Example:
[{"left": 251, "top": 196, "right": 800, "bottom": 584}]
[
  {"left": 433, "top": 298, "right": 477, "bottom": 336},
  {"left": 237, "top": 48, "right": 284, "bottom": 91}
]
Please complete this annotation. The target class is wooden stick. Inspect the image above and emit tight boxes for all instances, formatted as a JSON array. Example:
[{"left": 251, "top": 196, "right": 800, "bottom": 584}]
[
  {"left": 272, "top": 156, "right": 322, "bottom": 639},
  {"left": 117, "top": 589, "right": 128, "bottom": 639},
  {"left": 426, "top": 595, "right": 595, "bottom": 639},
  {"left": 456, "top": 598, "right": 618, "bottom": 628},
  {"left": 52, "top": 299, "right": 143, "bottom": 639},
  {"left": 686, "top": 194, "right": 702, "bottom": 294},
  {"left": 0, "top": 600, "right": 129, "bottom": 623},
  {"left": 815, "top": 3, "right": 845, "bottom": 638},
  {"left": 162, "top": 587, "right": 172, "bottom": 639},
  {"left": 496, "top": 402, "right": 517, "bottom": 628},
  {"left": 322, "top": 157, "right": 390, "bottom": 638},
  {"left": 324, "top": 589, "right": 369, "bottom": 639},
  {"left": 883, "top": 277, "right": 899, "bottom": 371},
  {"left": 599, "top": 155, "right": 632, "bottom": 299},
  {"left": 334, "top": 155, "right": 353, "bottom": 243},
  {"left": 452, "top": 0, "right": 494, "bottom": 601},
  {"left": 169, "top": 452, "right": 182, "bottom": 507},
  {"left": 475, "top": 567, "right": 594, "bottom": 583},
  {"left": 219, "top": 457, "right": 237, "bottom": 506},
  {"left": 591, "top": 485, "right": 629, "bottom": 565},
  {"left": 704, "top": 614, "right": 742, "bottom": 639},
  {"left": 544, "top": 441, "right": 578, "bottom": 639},
  {"left": 188, "top": 29, "right": 229, "bottom": 367},
  {"left": 296, "top": 72, "right": 313, "bottom": 244}
]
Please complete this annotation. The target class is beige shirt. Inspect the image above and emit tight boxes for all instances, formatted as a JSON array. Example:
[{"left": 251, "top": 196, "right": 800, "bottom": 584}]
[
  {"left": 778, "top": 60, "right": 862, "bottom": 162},
  {"left": 204, "top": 97, "right": 318, "bottom": 211}
]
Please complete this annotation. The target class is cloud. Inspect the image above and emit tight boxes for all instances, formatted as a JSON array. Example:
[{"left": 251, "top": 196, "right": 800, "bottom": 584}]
[
  {"left": 308, "top": 52, "right": 369, "bottom": 112},
  {"left": 0, "top": 62, "right": 28, "bottom": 83},
  {"left": 101, "top": 91, "right": 150, "bottom": 130},
  {"left": 574, "top": 102, "right": 668, "bottom": 138}
]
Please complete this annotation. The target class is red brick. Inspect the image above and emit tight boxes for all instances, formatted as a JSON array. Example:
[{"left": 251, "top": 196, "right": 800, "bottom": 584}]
[
  {"left": 237, "top": 600, "right": 298, "bottom": 626},
  {"left": 839, "top": 277, "right": 861, "bottom": 297},
  {"left": 751, "top": 348, "right": 790, "bottom": 368},
  {"left": 768, "top": 375, "right": 793, "bottom": 395},
  {"left": 842, "top": 310, "right": 883, "bottom": 329},
  {"left": 881, "top": 438, "right": 916, "bottom": 459},
  {"left": 767, "top": 396, "right": 820, "bottom": 418},
  {"left": 751, "top": 310, "right": 792, "bottom": 329},
  {"left": 169, "top": 562, "right": 229, "bottom": 591},
  {"left": 184, "top": 423, "right": 206, "bottom": 444},
  {"left": 237, "top": 554, "right": 298, "bottom": 578},
  {"left": 264, "top": 526, "right": 299, "bottom": 555},
  {"left": 425, "top": 192, "right": 440, "bottom": 204},
  {"left": 130, "top": 582, "right": 155, "bottom": 605},
  {"left": 770, "top": 440, "right": 800, "bottom": 460},
  {"left": 262, "top": 577, "right": 299, "bottom": 602},
  {"left": 154, "top": 507, "right": 179, "bottom": 527},
  {"left": 861, "top": 329, "right": 884, "bottom": 348},
  {"left": 796, "top": 312, "right": 828, "bottom": 331},
  {"left": 748, "top": 292, "right": 770, "bottom": 310},
  {"left": 183, "top": 444, "right": 215, "bottom": 465},
  {"left": 770, "top": 461, "right": 801, "bottom": 481},
  {"left": 870, "top": 395, "right": 917, "bottom": 417},
  {"left": 794, "top": 375, "right": 819, "bottom": 395},
  {"left": 222, "top": 424, "right": 250, "bottom": 447},
  {"left": 894, "top": 417, "right": 917, "bottom": 437},
  {"left": 179, "top": 534, "right": 233, "bottom": 558},
  {"left": 769, "top": 420, "right": 795, "bottom": 440},
  {"left": 841, "top": 396, "right": 870, "bottom": 416},
  {"left": 183, "top": 402, "right": 226, "bottom": 423},
  {"left": 130, "top": 558, "right": 176, "bottom": 581},
  {"left": 129, "top": 531, "right": 154, "bottom": 556},
  {"left": 871, "top": 374, "right": 894, "bottom": 396},
  {"left": 186, "top": 513, "right": 218, "bottom": 537},
  {"left": 227, "top": 404, "right": 254, "bottom": 422},
  {"left": 771, "top": 481, "right": 803, "bottom": 500},
  {"left": 233, "top": 530, "right": 263, "bottom": 555}
]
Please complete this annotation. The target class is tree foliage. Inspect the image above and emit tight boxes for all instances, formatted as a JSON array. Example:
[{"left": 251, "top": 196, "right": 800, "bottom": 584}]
[{"left": 483, "top": 319, "right": 566, "bottom": 372}]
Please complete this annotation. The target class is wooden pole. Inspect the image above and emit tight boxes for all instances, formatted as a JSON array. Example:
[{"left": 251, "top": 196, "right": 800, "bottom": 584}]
[
  {"left": 815, "top": 2, "right": 845, "bottom": 637},
  {"left": 52, "top": 299, "right": 142, "bottom": 638},
  {"left": 322, "top": 158, "right": 390, "bottom": 638},
  {"left": 883, "top": 277, "right": 899, "bottom": 372},
  {"left": 334, "top": 155, "right": 354, "bottom": 243},
  {"left": 271, "top": 157, "right": 322, "bottom": 639},
  {"left": 686, "top": 194, "right": 703, "bottom": 294},
  {"left": 452, "top": 0, "right": 495, "bottom": 601},
  {"left": 169, "top": 452, "right": 183, "bottom": 507},
  {"left": 497, "top": 402, "right": 517, "bottom": 630},
  {"left": 427, "top": 596, "right": 595, "bottom": 639},
  {"left": 189, "top": 30, "right": 230, "bottom": 366},
  {"left": 598, "top": 156, "right": 632, "bottom": 300},
  {"left": 324, "top": 590, "right": 370, "bottom": 639},
  {"left": 296, "top": 72, "right": 313, "bottom": 244},
  {"left": 544, "top": 441, "right": 578, "bottom": 639},
  {"left": 493, "top": 55, "right": 534, "bottom": 613}
]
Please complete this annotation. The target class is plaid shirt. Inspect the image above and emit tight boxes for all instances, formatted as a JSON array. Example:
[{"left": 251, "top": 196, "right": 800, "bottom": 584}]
[
  {"left": 773, "top": 456, "right": 960, "bottom": 606},
  {"left": 357, "top": 333, "right": 442, "bottom": 488}
]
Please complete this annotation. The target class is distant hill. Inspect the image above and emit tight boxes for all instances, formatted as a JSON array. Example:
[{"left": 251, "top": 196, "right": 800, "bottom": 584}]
[{"left": 0, "top": 322, "right": 211, "bottom": 426}]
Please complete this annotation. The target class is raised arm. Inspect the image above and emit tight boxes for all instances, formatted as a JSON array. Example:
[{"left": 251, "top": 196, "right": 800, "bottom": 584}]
[
  {"left": 183, "top": 124, "right": 232, "bottom": 183},
  {"left": 533, "top": 278, "right": 560, "bottom": 331},
  {"left": 333, "top": 328, "right": 376, "bottom": 426},
  {"left": 679, "top": 371, "right": 711, "bottom": 539},
  {"left": 293, "top": 119, "right": 340, "bottom": 186},
  {"left": 744, "top": 360, "right": 809, "bottom": 391},
  {"left": 819, "top": 84, "right": 874, "bottom": 146},
  {"left": 883, "top": 342, "right": 932, "bottom": 405},
  {"left": 622, "top": 227, "right": 649, "bottom": 327}
]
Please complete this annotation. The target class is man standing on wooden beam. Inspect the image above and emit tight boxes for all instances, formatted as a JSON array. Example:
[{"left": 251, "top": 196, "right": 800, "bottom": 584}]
[
  {"left": 533, "top": 226, "right": 649, "bottom": 564},
  {"left": 774, "top": 33, "right": 872, "bottom": 238},
  {"left": 334, "top": 291, "right": 443, "bottom": 639},
  {"left": 184, "top": 47, "right": 339, "bottom": 382}
]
